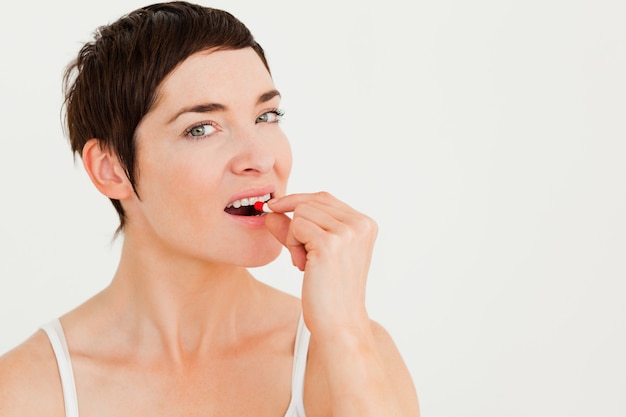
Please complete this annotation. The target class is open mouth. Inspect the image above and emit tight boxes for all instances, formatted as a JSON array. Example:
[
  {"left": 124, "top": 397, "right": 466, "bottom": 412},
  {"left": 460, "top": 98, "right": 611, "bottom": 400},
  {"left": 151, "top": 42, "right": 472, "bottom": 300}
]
[{"left": 224, "top": 193, "right": 272, "bottom": 216}]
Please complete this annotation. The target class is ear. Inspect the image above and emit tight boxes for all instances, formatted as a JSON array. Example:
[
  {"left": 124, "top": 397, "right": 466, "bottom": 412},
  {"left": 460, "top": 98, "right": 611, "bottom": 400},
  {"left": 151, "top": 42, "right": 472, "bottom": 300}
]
[{"left": 82, "top": 139, "right": 134, "bottom": 200}]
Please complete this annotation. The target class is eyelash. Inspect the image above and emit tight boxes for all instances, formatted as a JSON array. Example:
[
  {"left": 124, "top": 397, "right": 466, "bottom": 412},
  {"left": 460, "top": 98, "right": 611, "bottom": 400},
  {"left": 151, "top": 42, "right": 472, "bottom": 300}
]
[
  {"left": 260, "top": 108, "right": 286, "bottom": 123},
  {"left": 183, "top": 121, "right": 217, "bottom": 140},
  {"left": 182, "top": 109, "right": 285, "bottom": 140}
]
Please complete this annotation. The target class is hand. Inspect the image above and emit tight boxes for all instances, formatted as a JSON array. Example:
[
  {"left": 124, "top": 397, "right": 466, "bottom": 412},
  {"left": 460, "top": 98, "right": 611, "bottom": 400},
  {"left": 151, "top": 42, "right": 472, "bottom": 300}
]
[{"left": 264, "top": 192, "right": 378, "bottom": 336}]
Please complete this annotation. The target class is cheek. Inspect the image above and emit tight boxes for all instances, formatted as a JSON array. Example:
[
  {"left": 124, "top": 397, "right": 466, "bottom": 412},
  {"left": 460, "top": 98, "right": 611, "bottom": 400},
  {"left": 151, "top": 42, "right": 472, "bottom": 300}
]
[
  {"left": 136, "top": 148, "right": 223, "bottom": 220},
  {"left": 276, "top": 136, "right": 293, "bottom": 183}
]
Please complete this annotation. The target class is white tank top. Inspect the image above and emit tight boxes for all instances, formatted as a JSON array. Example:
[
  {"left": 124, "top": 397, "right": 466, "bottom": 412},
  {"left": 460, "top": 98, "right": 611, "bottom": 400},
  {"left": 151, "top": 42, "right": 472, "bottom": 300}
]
[{"left": 42, "top": 315, "right": 310, "bottom": 417}]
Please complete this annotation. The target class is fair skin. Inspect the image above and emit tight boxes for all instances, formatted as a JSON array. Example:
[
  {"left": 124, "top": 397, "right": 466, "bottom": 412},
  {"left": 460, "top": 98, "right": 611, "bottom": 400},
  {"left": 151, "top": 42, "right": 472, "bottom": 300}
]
[{"left": 0, "top": 48, "right": 419, "bottom": 417}]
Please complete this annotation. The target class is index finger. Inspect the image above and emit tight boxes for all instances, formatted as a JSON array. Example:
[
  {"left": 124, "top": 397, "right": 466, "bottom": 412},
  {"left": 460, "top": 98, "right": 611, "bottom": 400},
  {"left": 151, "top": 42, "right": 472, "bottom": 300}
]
[{"left": 268, "top": 191, "right": 343, "bottom": 213}]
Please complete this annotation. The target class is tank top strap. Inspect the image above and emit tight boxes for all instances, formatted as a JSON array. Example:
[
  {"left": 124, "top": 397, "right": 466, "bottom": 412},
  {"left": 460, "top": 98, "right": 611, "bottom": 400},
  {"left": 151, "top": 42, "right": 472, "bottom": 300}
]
[
  {"left": 41, "top": 319, "right": 80, "bottom": 417},
  {"left": 40, "top": 315, "right": 309, "bottom": 417},
  {"left": 283, "top": 313, "right": 311, "bottom": 417}
]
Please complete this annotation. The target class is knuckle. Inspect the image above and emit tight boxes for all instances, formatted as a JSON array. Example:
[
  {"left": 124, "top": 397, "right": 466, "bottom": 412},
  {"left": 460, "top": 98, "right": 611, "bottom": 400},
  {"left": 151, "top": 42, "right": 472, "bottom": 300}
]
[
  {"left": 291, "top": 215, "right": 305, "bottom": 228},
  {"left": 353, "top": 215, "right": 378, "bottom": 240},
  {"left": 335, "top": 222, "right": 351, "bottom": 237},
  {"left": 324, "top": 232, "right": 343, "bottom": 250},
  {"left": 368, "top": 217, "right": 379, "bottom": 236},
  {"left": 356, "top": 214, "right": 377, "bottom": 230},
  {"left": 315, "top": 191, "right": 333, "bottom": 201}
]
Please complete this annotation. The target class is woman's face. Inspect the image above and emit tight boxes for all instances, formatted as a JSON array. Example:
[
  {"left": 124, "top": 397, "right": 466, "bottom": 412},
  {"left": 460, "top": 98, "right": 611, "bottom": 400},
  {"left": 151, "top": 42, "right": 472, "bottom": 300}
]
[{"left": 127, "top": 48, "right": 292, "bottom": 267}]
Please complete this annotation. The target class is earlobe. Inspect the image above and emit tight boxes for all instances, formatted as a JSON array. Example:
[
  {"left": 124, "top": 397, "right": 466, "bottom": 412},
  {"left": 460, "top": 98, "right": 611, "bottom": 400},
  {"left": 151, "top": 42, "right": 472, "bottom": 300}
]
[{"left": 82, "top": 139, "right": 133, "bottom": 200}]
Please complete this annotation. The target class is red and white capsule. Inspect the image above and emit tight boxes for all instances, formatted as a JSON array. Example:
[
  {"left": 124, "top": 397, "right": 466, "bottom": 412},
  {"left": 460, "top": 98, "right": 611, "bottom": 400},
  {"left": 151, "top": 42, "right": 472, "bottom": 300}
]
[{"left": 254, "top": 201, "right": 273, "bottom": 213}]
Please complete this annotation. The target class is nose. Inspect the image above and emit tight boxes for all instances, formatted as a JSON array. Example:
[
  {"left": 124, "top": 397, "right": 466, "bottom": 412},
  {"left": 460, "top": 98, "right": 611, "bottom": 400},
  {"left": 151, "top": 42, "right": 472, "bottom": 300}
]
[{"left": 228, "top": 128, "right": 276, "bottom": 175}]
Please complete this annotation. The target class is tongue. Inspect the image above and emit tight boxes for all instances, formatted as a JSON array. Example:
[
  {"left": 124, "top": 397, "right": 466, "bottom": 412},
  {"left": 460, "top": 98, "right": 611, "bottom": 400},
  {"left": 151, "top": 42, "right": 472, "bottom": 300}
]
[{"left": 224, "top": 206, "right": 258, "bottom": 216}]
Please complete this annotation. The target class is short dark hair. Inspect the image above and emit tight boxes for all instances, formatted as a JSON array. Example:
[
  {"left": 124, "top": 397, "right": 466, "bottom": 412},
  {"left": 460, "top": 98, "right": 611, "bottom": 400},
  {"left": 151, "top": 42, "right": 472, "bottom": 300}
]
[{"left": 63, "top": 1, "right": 269, "bottom": 231}]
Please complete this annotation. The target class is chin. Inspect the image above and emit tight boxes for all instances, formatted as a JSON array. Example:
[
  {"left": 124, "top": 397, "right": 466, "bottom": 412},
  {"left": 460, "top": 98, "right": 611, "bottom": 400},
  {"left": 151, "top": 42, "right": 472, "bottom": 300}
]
[{"left": 239, "top": 239, "right": 284, "bottom": 268}]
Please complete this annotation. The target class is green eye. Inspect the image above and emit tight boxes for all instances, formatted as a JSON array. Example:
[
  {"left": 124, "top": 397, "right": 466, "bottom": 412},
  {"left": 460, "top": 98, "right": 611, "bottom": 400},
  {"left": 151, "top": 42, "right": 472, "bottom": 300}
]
[
  {"left": 256, "top": 109, "right": 284, "bottom": 124},
  {"left": 186, "top": 123, "right": 217, "bottom": 138},
  {"left": 190, "top": 126, "right": 206, "bottom": 136}
]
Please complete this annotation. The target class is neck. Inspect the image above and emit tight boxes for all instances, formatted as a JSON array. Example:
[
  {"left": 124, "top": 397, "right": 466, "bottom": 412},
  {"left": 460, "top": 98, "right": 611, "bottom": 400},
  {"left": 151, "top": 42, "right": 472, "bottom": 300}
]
[{"left": 97, "top": 231, "right": 266, "bottom": 361}]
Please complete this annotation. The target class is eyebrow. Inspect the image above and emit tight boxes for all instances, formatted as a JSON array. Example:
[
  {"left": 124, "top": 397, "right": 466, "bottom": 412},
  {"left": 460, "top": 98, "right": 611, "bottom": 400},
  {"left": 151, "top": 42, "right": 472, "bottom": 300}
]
[{"left": 168, "top": 89, "right": 281, "bottom": 124}]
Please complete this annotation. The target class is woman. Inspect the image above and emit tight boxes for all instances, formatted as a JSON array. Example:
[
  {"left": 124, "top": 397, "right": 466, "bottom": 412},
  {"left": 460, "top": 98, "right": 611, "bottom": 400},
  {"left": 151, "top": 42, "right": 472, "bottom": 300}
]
[{"left": 0, "top": 2, "right": 419, "bottom": 416}]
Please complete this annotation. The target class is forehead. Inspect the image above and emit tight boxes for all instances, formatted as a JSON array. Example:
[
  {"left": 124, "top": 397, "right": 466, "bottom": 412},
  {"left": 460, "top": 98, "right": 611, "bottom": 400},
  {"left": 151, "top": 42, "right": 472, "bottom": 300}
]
[{"left": 155, "top": 47, "right": 274, "bottom": 110}]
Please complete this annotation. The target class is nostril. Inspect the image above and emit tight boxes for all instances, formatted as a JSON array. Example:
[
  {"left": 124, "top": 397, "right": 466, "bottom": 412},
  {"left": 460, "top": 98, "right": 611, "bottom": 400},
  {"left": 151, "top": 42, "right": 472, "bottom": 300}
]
[{"left": 230, "top": 144, "right": 276, "bottom": 175}]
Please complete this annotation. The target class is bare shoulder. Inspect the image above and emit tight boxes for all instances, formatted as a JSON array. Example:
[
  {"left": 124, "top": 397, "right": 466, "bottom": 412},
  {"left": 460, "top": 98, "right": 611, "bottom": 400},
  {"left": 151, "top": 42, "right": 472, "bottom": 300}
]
[
  {"left": 369, "top": 320, "right": 421, "bottom": 415},
  {"left": 303, "top": 319, "right": 420, "bottom": 417},
  {"left": 0, "top": 331, "right": 64, "bottom": 417},
  {"left": 369, "top": 319, "right": 415, "bottom": 372}
]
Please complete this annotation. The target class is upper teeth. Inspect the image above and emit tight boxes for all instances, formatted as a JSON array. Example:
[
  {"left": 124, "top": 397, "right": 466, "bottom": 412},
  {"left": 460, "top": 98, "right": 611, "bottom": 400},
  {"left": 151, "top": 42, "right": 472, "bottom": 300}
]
[{"left": 226, "top": 193, "right": 271, "bottom": 209}]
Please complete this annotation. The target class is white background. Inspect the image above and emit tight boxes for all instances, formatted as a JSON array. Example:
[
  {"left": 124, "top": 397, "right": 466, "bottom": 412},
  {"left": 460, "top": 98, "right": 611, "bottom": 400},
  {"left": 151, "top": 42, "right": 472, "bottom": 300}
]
[{"left": 1, "top": 1, "right": 625, "bottom": 416}]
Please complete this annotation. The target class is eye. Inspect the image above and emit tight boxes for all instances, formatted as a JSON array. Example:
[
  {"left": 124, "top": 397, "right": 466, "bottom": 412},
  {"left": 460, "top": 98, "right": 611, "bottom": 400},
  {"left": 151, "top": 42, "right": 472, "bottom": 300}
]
[
  {"left": 256, "top": 109, "right": 285, "bottom": 124},
  {"left": 184, "top": 122, "right": 217, "bottom": 139}
]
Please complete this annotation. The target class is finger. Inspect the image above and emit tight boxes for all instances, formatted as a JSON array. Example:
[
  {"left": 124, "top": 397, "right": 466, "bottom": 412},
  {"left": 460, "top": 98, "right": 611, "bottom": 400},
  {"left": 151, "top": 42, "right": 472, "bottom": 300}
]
[
  {"left": 292, "top": 201, "right": 346, "bottom": 233},
  {"left": 264, "top": 213, "right": 307, "bottom": 270},
  {"left": 263, "top": 212, "right": 290, "bottom": 246},
  {"left": 269, "top": 191, "right": 352, "bottom": 214},
  {"left": 289, "top": 216, "right": 332, "bottom": 257}
]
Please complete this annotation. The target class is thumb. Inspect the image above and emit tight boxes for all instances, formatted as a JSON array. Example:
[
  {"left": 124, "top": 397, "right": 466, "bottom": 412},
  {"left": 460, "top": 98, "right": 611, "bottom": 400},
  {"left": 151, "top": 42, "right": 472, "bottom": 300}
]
[{"left": 264, "top": 213, "right": 307, "bottom": 271}]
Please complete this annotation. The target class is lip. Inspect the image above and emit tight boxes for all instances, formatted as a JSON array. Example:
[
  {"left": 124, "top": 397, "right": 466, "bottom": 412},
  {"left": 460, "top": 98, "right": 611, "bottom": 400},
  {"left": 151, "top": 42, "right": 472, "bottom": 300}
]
[
  {"left": 225, "top": 185, "right": 276, "bottom": 207},
  {"left": 226, "top": 212, "right": 269, "bottom": 228},
  {"left": 224, "top": 185, "right": 276, "bottom": 229}
]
